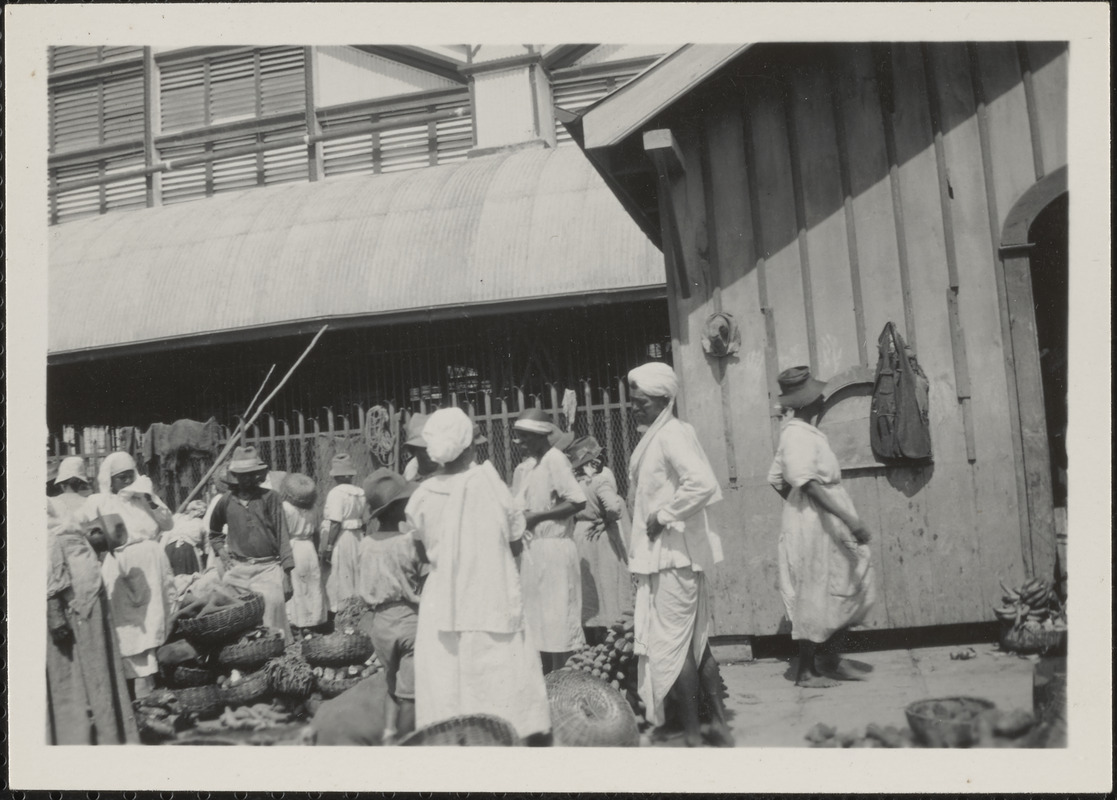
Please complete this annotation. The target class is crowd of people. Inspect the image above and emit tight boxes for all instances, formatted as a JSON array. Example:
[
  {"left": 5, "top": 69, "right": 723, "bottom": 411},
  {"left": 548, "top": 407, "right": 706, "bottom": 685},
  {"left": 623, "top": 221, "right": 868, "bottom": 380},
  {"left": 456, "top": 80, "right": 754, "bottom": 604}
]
[{"left": 46, "top": 361, "right": 876, "bottom": 747}]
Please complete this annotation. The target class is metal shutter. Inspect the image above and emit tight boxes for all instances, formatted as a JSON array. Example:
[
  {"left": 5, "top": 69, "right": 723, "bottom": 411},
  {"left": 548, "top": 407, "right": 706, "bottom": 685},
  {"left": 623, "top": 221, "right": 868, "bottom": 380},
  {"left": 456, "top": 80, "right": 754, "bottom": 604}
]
[
  {"left": 50, "top": 67, "right": 144, "bottom": 153},
  {"left": 160, "top": 59, "right": 207, "bottom": 133},
  {"left": 208, "top": 51, "right": 258, "bottom": 125},
  {"left": 259, "top": 47, "right": 306, "bottom": 116},
  {"left": 552, "top": 70, "right": 641, "bottom": 146}
]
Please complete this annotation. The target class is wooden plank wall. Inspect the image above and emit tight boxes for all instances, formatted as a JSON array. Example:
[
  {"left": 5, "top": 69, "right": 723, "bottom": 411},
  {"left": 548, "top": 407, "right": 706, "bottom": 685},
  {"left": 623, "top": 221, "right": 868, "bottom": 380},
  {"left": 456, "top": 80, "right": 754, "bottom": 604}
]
[{"left": 664, "top": 42, "right": 1067, "bottom": 634}]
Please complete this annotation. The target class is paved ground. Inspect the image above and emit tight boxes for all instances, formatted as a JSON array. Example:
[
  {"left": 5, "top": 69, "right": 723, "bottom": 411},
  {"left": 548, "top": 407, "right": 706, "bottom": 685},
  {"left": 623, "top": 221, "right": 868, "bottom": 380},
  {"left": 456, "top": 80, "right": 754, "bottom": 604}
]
[{"left": 648, "top": 641, "right": 1040, "bottom": 747}]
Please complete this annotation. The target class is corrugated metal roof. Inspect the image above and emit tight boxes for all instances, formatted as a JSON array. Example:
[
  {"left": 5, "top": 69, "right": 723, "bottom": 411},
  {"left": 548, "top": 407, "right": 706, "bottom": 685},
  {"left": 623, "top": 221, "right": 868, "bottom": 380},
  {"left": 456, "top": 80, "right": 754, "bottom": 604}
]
[{"left": 49, "top": 146, "right": 665, "bottom": 357}]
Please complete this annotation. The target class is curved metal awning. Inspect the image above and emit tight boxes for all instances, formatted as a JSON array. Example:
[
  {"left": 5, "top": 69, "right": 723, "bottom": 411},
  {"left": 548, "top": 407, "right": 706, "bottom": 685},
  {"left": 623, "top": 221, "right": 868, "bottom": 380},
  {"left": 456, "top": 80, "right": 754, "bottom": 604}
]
[{"left": 49, "top": 145, "right": 665, "bottom": 361}]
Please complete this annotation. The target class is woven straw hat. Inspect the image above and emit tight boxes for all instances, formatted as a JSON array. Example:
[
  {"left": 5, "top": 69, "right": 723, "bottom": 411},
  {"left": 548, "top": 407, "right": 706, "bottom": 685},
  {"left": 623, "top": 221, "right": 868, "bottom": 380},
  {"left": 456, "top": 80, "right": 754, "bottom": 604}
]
[
  {"left": 228, "top": 445, "right": 269, "bottom": 474},
  {"left": 777, "top": 366, "right": 827, "bottom": 409},
  {"left": 362, "top": 468, "right": 416, "bottom": 519},
  {"left": 566, "top": 435, "right": 603, "bottom": 470},
  {"left": 329, "top": 453, "right": 358, "bottom": 477}
]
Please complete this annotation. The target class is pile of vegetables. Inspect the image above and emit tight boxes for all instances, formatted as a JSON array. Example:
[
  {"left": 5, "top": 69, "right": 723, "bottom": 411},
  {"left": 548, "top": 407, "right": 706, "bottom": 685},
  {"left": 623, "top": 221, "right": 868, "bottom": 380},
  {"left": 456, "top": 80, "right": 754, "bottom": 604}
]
[
  {"left": 209, "top": 702, "right": 294, "bottom": 732},
  {"left": 994, "top": 577, "right": 1067, "bottom": 638},
  {"left": 806, "top": 707, "right": 1038, "bottom": 748},
  {"left": 170, "top": 579, "right": 249, "bottom": 624},
  {"left": 563, "top": 617, "right": 643, "bottom": 719},
  {"left": 263, "top": 645, "right": 317, "bottom": 699}
]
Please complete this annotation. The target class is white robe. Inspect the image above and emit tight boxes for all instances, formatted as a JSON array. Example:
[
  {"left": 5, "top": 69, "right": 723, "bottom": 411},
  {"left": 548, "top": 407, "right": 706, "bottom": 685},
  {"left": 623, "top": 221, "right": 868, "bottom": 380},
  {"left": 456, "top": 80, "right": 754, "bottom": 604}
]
[{"left": 405, "top": 463, "right": 551, "bottom": 739}]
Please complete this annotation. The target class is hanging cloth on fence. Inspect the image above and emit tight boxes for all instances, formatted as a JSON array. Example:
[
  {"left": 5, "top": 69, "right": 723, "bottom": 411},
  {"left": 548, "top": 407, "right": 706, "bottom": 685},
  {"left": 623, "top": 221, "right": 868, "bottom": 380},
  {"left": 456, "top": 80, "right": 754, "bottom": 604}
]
[{"left": 870, "top": 322, "right": 932, "bottom": 462}]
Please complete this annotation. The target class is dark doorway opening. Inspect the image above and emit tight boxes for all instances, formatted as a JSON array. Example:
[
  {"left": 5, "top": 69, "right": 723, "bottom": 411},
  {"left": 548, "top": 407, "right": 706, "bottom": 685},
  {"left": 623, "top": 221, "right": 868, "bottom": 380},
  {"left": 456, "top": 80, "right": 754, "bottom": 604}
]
[{"left": 1027, "top": 194, "right": 1068, "bottom": 510}]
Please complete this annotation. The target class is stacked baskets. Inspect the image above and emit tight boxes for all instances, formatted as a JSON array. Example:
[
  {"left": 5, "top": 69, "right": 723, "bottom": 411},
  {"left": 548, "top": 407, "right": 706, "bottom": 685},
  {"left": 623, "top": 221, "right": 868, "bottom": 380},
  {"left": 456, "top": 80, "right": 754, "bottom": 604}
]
[
  {"left": 301, "top": 629, "right": 382, "bottom": 698},
  {"left": 168, "top": 591, "right": 277, "bottom": 715}
]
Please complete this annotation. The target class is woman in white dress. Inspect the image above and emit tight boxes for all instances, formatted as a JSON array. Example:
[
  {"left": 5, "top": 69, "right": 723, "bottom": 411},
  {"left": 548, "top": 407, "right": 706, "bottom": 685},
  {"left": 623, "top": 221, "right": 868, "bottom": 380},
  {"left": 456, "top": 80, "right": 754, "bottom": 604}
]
[
  {"left": 767, "top": 367, "right": 876, "bottom": 688},
  {"left": 320, "top": 453, "right": 366, "bottom": 613},
  {"left": 405, "top": 408, "right": 551, "bottom": 743},
  {"left": 510, "top": 408, "right": 587, "bottom": 674},
  {"left": 280, "top": 473, "right": 328, "bottom": 632},
  {"left": 72, "top": 452, "right": 176, "bottom": 698}
]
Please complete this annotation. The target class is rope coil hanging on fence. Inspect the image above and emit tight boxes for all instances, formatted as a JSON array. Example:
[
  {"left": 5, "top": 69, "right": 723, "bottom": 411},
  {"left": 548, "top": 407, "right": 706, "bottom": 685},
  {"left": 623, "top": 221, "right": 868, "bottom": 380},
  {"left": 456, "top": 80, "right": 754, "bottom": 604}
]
[{"left": 364, "top": 405, "right": 397, "bottom": 466}]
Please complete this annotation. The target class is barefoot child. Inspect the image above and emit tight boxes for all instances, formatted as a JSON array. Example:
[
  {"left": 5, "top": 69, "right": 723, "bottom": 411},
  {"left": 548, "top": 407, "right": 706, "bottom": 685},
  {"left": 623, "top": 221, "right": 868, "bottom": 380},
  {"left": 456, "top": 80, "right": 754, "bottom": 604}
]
[
  {"left": 357, "top": 468, "right": 423, "bottom": 744},
  {"left": 767, "top": 367, "right": 877, "bottom": 688}
]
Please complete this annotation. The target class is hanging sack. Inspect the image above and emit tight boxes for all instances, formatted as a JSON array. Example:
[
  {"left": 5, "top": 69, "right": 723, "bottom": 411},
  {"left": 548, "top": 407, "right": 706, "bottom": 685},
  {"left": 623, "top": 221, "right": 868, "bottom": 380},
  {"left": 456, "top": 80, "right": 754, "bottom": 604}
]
[{"left": 870, "top": 322, "right": 933, "bottom": 462}]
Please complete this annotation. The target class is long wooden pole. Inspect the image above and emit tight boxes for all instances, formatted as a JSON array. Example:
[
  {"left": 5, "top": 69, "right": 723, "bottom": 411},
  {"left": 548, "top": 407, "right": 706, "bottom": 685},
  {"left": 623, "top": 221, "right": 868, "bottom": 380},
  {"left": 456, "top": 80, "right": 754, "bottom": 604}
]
[{"left": 176, "top": 326, "right": 328, "bottom": 511}]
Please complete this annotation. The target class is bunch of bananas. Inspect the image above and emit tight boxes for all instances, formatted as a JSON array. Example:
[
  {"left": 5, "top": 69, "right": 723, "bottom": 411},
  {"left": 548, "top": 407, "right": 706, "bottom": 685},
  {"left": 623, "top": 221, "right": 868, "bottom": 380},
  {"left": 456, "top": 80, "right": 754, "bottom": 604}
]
[
  {"left": 993, "top": 577, "right": 1066, "bottom": 633},
  {"left": 564, "top": 617, "right": 643, "bottom": 718}
]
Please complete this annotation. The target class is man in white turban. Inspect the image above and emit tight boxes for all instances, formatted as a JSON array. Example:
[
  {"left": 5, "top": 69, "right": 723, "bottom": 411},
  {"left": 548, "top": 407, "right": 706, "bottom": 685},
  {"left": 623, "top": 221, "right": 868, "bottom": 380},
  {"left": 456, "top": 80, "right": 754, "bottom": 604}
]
[
  {"left": 626, "top": 362, "right": 734, "bottom": 747},
  {"left": 404, "top": 408, "right": 552, "bottom": 743}
]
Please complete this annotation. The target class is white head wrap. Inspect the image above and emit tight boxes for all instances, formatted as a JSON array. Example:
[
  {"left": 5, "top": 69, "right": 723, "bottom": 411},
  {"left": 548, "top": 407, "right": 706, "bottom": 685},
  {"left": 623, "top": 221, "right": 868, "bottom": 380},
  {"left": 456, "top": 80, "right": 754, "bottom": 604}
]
[
  {"left": 422, "top": 407, "right": 474, "bottom": 465},
  {"left": 628, "top": 362, "right": 679, "bottom": 399},
  {"left": 97, "top": 451, "right": 137, "bottom": 495}
]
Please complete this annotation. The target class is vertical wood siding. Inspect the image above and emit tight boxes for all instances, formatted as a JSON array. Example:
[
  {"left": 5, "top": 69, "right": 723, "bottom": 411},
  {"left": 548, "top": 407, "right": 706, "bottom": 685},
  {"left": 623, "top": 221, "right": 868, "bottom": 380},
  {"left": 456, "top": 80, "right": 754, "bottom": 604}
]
[{"left": 661, "top": 42, "right": 1066, "bottom": 634}]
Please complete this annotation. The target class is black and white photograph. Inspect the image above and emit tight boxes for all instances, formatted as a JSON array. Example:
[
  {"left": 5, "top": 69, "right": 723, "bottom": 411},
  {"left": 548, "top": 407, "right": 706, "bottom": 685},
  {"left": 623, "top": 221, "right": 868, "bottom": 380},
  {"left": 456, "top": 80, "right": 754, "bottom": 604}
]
[{"left": 4, "top": 2, "right": 1111, "bottom": 794}]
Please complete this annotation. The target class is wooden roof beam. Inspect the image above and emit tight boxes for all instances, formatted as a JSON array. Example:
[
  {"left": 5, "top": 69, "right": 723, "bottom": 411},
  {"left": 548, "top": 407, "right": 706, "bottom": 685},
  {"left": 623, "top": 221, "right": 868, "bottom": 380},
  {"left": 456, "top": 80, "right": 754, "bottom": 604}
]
[
  {"left": 644, "top": 128, "right": 692, "bottom": 299},
  {"left": 349, "top": 45, "right": 467, "bottom": 84}
]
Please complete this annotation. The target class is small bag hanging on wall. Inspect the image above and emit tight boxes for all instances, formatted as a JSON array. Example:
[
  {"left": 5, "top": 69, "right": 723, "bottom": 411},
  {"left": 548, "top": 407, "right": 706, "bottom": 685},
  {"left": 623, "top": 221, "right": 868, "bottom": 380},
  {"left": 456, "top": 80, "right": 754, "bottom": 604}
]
[{"left": 870, "top": 321, "right": 933, "bottom": 462}]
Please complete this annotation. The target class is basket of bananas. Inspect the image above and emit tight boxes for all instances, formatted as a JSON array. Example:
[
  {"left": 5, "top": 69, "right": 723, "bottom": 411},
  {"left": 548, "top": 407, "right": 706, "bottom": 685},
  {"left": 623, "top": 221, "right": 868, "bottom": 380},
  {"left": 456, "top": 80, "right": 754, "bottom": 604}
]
[{"left": 993, "top": 577, "right": 1067, "bottom": 655}]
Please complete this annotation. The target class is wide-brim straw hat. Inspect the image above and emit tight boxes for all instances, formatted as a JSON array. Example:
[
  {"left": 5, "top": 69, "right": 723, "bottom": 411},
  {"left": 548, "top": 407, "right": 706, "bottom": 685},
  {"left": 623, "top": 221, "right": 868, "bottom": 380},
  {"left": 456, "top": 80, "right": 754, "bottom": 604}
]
[
  {"left": 227, "top": 445, "right": 269, "bottom": 474},
  {"left": 280, "top": 473, "right": 318, "bottom": 509},
  {"left": 329, "top": 452, "right": 358, "bottom": 477},
  {"left": 777, "top": 366, "right": 828, "bottom": 409},
  {"left": 566, "top": 435, "right": 603, "bottom": 470},
  {"left": 362, "top": 468, "right": 416, "bottom": 519}
]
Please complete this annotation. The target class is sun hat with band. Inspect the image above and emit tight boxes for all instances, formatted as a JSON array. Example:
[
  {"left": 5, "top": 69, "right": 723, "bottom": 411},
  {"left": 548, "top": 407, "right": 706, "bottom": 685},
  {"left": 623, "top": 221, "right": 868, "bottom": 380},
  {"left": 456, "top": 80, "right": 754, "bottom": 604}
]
[
  {"left": 329, "top": 452, "right": 358, "bottom": 478},
  {"left": 362, "top": 468, "right": 417, "bottom": 520},
  {"left": 513, "top": 407, "right": 556, "bottom": 438},
  {"left": 566, "top": 435, "right": 603, "bottom": 470},
  {"left": 777, "top": 366, "right": 828, "bottom": 409},
  {"left": 227, "top": 445, "right": 269, "bottom": 474}
]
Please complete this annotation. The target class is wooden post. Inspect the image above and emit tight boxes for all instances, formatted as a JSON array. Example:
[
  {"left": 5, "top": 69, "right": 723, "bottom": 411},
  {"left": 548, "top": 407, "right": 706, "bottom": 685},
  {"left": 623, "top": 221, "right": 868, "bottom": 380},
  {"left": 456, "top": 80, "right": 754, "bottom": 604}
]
[
  {"left": 644, "top": 128, "right": 691, "bottom": 299},
  {"left": 548, "top": 384, "right": 561, "bottom": 428},
  {"left": 142, "top": 47, "right": 162, "bottom": 208},
  {"left": 500, "top": 396, "right": 513, "bottom": 481},
  {"left": 295, "top": 411, "right": 307, "bottom": 476},
  {"left": 602, "top": 382, "right": 615, "bottom": 477},
  {"left": 304, "top": 46, "right": 324, "bottom": 181}
]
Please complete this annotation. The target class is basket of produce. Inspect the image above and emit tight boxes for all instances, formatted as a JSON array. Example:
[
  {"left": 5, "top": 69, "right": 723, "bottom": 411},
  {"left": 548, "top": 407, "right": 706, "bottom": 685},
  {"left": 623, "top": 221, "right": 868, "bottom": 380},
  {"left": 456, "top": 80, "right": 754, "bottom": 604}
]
[
  {"left": 176, "top": 591, "right": 265, "bottom": 647},
  {"left": 263, "top": 647, "right": 317, "bottom": 700},
  {"left": 905, "top": 697, "right": 996, "bottom": 748},
  {"left": 217, "top": 627, "right": 286, "bottom": 670},
  {"left": 171, "top": 663, "right": 218, "bottom": 688},
  {"left": 993, "top": 577, "right": 1067, "bottom": 655},
  {"left": 313, "top": 658, "right": 383, "bottom": 698},
  {"left": 173, "top": 684, "right": 225, "bottom": 718},
  {"left": 397, "top": 714, "right": 519, "bottom": 747},
  {"left": 218, "top": 668, "right": 272, "bottom": 707},
  {"left": 546, "top": 668, "right": 640, "bottom": 747},
  {"left": 334, "top": 596, "right": 370, "bottom": 632},
  {"left": 301, "top": 630, "right": 374, "bottom": 668},
  {"left": 215, "top": 702, "right": 295, "bottom": 732}
]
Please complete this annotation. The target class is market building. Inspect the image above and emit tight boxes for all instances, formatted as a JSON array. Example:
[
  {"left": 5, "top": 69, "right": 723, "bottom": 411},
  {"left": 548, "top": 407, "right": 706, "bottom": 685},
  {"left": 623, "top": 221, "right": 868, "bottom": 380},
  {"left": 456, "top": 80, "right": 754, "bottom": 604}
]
[
  {"left": 47, "top": 44, "right": 672, "bottom": 490},
  {"left": 569, "top": 42, "right": 1068, "bottom": 637}
]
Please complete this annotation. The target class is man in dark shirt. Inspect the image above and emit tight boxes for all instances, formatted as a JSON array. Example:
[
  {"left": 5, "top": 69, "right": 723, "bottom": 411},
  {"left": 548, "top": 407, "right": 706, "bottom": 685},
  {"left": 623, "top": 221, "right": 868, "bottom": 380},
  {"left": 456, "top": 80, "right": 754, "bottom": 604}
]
[{"left": 209, "top": 446, "right": 295, "bottom": 643}]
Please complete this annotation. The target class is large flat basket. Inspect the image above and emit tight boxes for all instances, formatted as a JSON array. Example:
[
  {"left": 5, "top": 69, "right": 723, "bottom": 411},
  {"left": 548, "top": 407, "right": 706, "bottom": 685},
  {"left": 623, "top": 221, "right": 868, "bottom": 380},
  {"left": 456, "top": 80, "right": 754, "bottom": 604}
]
[
  {"left": 301, "top": 632, "right": 374, "bottom": 667},
  {"left": 545, "top": 668, "right": 639, "bottom": 747},
  {"left": 397, "top": 714, "right": 518, "bottom": 747}
]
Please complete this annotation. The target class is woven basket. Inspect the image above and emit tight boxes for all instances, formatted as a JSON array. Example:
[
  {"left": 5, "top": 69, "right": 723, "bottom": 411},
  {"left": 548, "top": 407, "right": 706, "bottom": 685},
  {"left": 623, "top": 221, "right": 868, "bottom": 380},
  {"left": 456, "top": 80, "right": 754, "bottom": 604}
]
[
  {"left": 1000, "top": 622, "right": 1067, "bottom": 655},
  {"left": 545, "top": 669, "right": 640, "bottom": 747},
  {"left": 301, "top": 632, "right": 374, "bottom": 667},
  {"left": 173, "top": 684, "right": 224, "bottom": 718},
  {"left": 218, "top": 630, "right": 286, "bottom": 670},
  {"left": 171, "top": 664, "right": 218, "bottom": 688},
  {"left": 905, "top": 697, "right": 996, "bottom": 748},
  {"left": 220, "top": 669, "right": 272, "bottom": 707},
  {"left": 398, "top": 714, "right": 519, "bottom": 747},
  {"left": 176, "top": 593, "right": 265, "bottom": 646},
  {"left": 316, "top": 673, "right": 367, "bottom": 699}
]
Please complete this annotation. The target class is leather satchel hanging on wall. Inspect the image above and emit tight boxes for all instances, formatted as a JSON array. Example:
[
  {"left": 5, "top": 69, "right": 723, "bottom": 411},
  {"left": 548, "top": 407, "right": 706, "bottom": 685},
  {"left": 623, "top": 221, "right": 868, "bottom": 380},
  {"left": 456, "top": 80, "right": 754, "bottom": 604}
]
[{"left": 870, "top": 321, "right": 933, "bottom": 462}]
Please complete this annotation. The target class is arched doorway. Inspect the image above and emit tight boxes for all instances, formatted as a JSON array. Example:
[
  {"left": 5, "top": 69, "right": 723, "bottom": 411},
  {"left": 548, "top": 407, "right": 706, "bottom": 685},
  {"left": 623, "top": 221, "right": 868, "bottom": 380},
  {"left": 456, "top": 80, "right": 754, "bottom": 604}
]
[{"left": 999, "top": 165, "right": 1067, "bottom": 582}]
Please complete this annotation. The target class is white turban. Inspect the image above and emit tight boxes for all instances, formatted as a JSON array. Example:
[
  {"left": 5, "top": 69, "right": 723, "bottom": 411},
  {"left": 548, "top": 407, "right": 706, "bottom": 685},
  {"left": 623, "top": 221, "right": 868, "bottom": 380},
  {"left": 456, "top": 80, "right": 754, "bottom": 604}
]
[
  {"left": 97, "top": 451, "right": 137, "bottom": 495},
  {"left": 422, "top": 407, "right": 474, "bottom": 465},
  {"left": 628, "top": 362, "right": 679, "bottom": 399}
]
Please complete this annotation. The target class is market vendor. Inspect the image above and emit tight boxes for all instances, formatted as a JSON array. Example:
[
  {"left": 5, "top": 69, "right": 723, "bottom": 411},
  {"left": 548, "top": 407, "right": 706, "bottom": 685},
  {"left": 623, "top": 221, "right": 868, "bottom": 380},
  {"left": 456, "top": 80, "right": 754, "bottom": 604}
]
[
  {"left": 207, "top": 446, "right": 295, "bottom": 644},
  {"left": 626, "top": 362, "right": 733, "bottom": 747}
]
